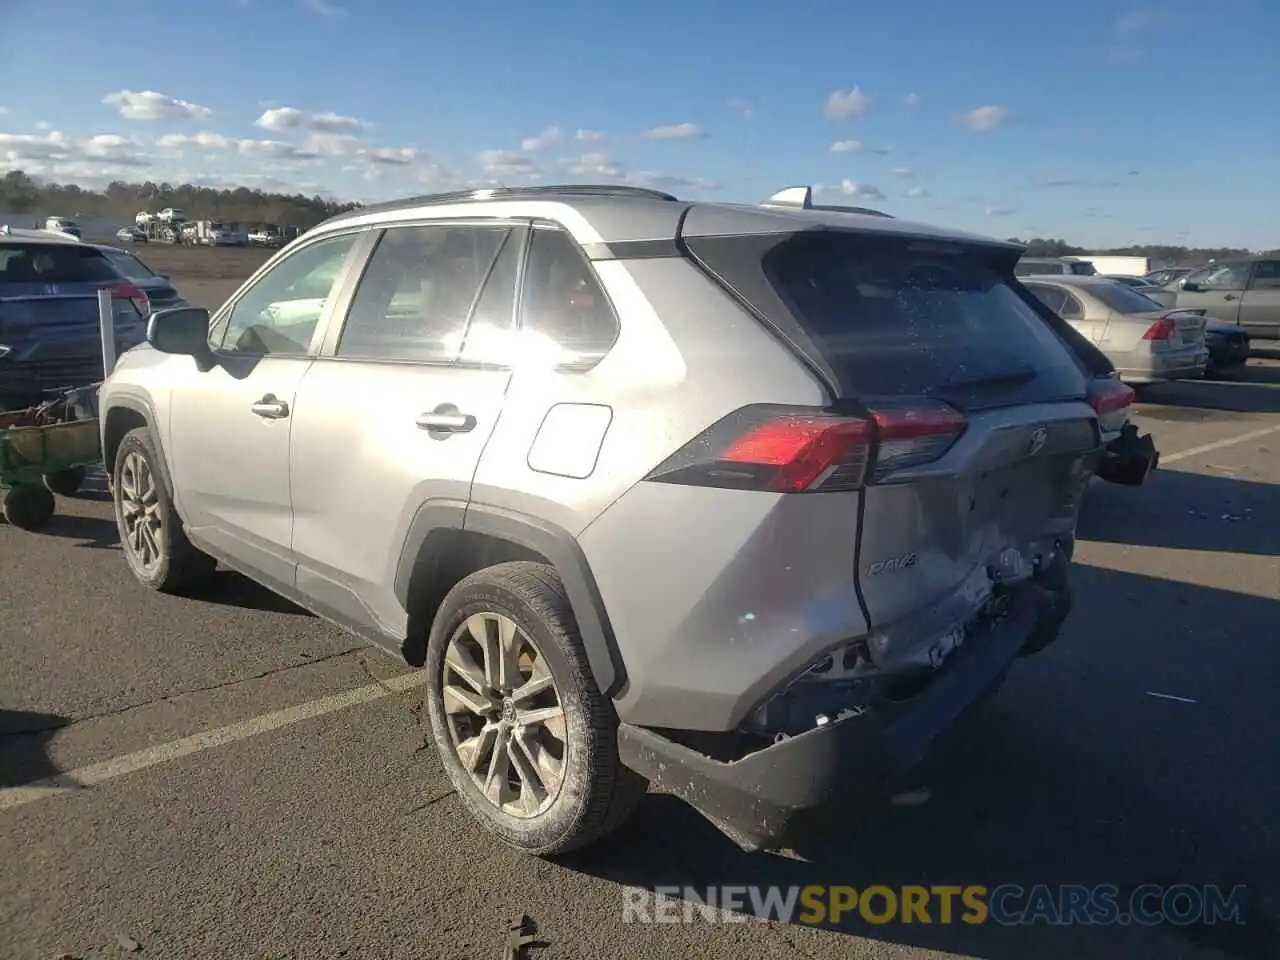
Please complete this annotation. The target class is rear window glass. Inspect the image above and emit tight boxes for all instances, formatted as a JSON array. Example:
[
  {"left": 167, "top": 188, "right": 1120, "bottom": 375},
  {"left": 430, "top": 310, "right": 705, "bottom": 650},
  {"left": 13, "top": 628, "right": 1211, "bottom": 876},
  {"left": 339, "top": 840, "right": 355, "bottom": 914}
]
[
  {"left": 103, "top": 250, "right": 155, "bottom": 279},
  {"left": 1089, "top": 281, "right": 1163, "bottom": 314},
  {"left": 0, "top": 243, "right": 120, "bottom": 284},
  {"left": 690, "top": 231, "right": 1085, "bottom": 404},
  {"left": 1068, "top": 261, "right": 1097, "bottom": 275}
]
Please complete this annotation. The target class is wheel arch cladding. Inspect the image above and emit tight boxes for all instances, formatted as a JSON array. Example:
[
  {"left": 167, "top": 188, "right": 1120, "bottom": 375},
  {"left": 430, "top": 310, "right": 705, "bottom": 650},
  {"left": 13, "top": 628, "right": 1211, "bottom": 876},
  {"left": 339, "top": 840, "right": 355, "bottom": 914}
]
[{"left": 395, "top": 502, "right": 626, "bottom": 697}]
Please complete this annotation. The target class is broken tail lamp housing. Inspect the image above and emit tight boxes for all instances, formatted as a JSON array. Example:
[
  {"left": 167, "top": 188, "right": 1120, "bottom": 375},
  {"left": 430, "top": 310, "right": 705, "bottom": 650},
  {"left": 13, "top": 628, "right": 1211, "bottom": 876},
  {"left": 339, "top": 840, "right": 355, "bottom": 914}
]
[
  {"left": 744, "top": 639, "right": 878, "bottom": 740},
  {"left": 1086, "top": 378, "right": 1135, "bottom": 434},
  {"left": 643, "top": 400, "right": 968, "bottom": 493}
]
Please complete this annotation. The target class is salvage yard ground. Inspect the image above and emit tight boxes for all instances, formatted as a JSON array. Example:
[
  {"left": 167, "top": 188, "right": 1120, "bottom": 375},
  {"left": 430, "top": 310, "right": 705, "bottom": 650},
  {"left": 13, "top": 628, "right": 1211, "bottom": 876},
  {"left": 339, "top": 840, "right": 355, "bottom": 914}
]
[{"left": 1, "top": 245, "right": 1279, "bottom": 959}]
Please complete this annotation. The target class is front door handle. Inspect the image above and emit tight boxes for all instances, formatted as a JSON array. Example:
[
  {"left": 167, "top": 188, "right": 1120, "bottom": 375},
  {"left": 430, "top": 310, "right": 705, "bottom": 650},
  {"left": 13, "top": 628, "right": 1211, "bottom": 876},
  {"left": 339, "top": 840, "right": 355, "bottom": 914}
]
[
  {"left": 417, "top": 406, "right": 476, "bottom": 435},
  {"left": 251, "top": 395, "right": 290, "bottom": 419},
  {"left": 1223, "top": 294, "right": 1239, "bottom": 301}
]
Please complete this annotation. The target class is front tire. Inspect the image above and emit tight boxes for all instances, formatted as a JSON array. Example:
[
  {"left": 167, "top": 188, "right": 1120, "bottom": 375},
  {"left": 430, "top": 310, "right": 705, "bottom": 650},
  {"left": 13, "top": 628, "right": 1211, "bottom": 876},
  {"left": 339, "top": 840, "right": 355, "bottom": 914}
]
[
  {"left": 424, "top": 561, "right": 647, "bottom": 856},
  {"left": 112, "top": 427, "right": 216, "bottom": 593}
]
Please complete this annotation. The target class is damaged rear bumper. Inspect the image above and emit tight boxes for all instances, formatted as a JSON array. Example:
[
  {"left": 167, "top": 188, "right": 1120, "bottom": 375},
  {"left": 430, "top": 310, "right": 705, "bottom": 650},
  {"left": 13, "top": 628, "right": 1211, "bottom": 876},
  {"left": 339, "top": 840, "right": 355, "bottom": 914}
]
[
  {"left": 617, "top": 575, "right": 1070, "bottom": 852},
  {"left": 1095, "top": 422, "right": 1159, "bottom": 486}
]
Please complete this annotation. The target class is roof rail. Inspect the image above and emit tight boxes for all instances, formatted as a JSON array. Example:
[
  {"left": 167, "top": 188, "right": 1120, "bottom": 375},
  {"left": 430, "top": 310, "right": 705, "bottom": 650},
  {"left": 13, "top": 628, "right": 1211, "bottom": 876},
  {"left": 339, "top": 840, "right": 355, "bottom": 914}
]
[{"left": 343, "top": 183, "right": 681, "bottom": 219}]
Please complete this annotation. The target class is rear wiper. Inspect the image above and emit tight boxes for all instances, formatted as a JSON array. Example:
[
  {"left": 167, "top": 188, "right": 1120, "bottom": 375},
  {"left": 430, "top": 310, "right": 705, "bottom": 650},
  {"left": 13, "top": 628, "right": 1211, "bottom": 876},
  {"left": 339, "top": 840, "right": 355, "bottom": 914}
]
[{"left": 932, "top": 364, "right": 1037, "bottom": 392}]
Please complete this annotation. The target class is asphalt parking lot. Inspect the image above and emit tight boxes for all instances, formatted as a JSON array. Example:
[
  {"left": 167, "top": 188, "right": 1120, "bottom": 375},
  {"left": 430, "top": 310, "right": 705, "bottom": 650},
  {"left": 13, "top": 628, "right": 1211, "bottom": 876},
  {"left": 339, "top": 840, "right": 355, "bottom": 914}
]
[{"left": 3, "top": 314, "right": 1279, "bottom": 956}]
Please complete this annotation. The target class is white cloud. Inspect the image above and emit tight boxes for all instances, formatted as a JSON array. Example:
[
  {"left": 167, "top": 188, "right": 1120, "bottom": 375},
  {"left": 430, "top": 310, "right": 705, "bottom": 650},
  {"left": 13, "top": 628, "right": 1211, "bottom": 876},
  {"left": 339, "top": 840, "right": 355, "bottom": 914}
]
[
  {"left": 986, "top": 205, "right": 1017, "bottom": 217},
  {"left": 902, "top": 93, "right": 921, "bottom": 108},
  {"left": 477, "top": 149, "right": 541, "bottom": 178},
  {"left": 565, "top": 151, "right": 625, "bottom": 178},
  {"left": 305, "top": 133, "right": 365, "bottom": 156},
  {"left": 830, "top": 139, "right": 864, "bottom": 154},
  {"left": 0, "top": 130, "right": 75, "bottom": 161},
  {"left": 839, "top": 180, "right": 885, "bottom": 200},
  {"left": 300, "top": 0, "right": 345, "bottom": 15},
  {"left": 1039, "top": 177, "right": 1076, "bottom": 187},
  {"left": 728, "top": 99, "right": 754, "bottom": 118},
  {"left": 629, "top": 172, "right": 721, "bottom": 192},
  {"left": 958, "top": 105, "right": 1009, "bottom": 131},
  {"left": 824, "top": 87, "right": 871, "bottom": 120},
  {"left": 255, "top": 106, "right": 368, "bottom": 136},
  {"left": 157, "top": 130, "right": 231, "bottom": 150},
  {"left": 892, "top": 167, "right": 914, "bottom": 178},
  {"left": 1115, "top": 8, "right": 1161, "bottom": 34},
  {"left": 34, "top": 121, "right": 50, "bottom": 131},
  {"left": 0, "top": 106, "right": 8, "bottom": 116},
  {"left": 237, "top": 138, "right": 312, "bottom": 160},
  {"left": 643, "top": 123, "right": 706, "bottom": 140},
  {"left": 574, "top": 129, "right": 606, "bottom": 142},
  {"left": 364, "top": 146, "right": 420, "bottom": 166},
  {"left": 905, "top": 185, "right": 928, "bottom": 198},
  {"left": 521, "top": 126, "right": 562, "bottom": 152},
  {"left": 2, "top": 130, "right": 155, "bottom": 180},
  {"left": 103, "top": 90, "right": 213, "bottom": 121}
]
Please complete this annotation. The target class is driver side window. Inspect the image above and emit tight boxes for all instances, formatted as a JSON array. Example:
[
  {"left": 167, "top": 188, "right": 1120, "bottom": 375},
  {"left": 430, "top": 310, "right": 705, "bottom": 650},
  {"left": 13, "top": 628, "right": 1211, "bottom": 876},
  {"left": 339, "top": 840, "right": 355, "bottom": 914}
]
[
  {"left": 215, "top": 233, "right": 358, "bottom": 355},
  {"left": 1186, "top": 261, "right": 1249, "bottom": 292}
]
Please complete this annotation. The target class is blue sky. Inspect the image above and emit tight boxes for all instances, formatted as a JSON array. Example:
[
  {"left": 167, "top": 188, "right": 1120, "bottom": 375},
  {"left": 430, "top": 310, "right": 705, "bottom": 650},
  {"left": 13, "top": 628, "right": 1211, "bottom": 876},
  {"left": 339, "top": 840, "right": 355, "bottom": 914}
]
[{"left": 1, "top": 0, "right": 1276, "bottom": 247}]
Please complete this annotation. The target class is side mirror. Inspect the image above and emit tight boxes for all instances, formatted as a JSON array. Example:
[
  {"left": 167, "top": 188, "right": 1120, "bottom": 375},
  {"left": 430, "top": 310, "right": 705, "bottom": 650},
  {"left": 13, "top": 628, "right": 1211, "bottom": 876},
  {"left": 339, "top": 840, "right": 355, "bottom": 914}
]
[
  {"left": 1180, "top": 279, "right": 1200, "bottom": 292},
  {"left": 147, "top": 306, "right": 213, "bottom": 365}
]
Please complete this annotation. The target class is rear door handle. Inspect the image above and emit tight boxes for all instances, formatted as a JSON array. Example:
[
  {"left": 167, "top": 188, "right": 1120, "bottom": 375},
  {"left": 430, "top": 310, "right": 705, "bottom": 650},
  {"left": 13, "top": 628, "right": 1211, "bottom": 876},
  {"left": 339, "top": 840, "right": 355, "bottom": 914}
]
[
  {"left": 416, "top": 410, "right": 476, "bottom": 433},
  {"left": 1223, "top": 294, "right": 1239, "bottom": 301},
  {"left": 250, "top": 395, "right": 290, "bottom": 419}
]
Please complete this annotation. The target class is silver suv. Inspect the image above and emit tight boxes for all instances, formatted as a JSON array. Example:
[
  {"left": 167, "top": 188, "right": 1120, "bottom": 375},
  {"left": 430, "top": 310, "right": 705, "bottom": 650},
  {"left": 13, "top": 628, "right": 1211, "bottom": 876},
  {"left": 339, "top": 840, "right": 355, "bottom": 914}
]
[{"left": 99, "top": 184, "right": 1152, "bottom": 856}]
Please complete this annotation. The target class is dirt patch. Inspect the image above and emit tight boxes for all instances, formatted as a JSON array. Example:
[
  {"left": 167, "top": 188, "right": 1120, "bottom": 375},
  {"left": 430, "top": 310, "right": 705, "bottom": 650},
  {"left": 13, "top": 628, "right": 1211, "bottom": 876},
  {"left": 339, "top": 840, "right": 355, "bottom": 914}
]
[{"left": 90, "top": 240, "right": 274, "bottom": 312}]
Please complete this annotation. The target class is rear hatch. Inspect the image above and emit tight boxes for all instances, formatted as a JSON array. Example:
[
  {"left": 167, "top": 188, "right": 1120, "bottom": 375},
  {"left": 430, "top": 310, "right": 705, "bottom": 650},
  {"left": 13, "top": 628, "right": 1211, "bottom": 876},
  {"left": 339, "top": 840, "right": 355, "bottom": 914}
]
[
  {"left": 683, "top": 226, "right": 1107, "bottom": 672},
  {"left": 0, "top": 242, "right": 148, "bottom": 388}
]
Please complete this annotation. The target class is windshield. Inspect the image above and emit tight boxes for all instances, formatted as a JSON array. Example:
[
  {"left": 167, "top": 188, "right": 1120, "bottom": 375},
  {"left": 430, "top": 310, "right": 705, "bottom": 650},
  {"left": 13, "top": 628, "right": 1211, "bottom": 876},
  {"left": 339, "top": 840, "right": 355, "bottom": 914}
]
[
  {"left": 0, "top": 242, "right": 120, "bottom": 284},
  {"left": 1088, "top": 280, "right": 1165, "bottom": 314}
]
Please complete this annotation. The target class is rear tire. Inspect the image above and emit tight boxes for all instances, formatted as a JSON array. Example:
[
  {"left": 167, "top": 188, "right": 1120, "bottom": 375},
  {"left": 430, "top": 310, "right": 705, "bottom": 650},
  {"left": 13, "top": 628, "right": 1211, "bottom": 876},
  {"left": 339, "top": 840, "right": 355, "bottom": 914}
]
[
  {"left": 112, "top": 427, "right": 216, "bottom": 593},
  {"left": 2, "top": 483, "right": 56, "bottom": 531},
  {"left": 43, "top": 466, "right": 87, "bottom": 497},
  {"left": 423, "top": 561, "right": 647, "bottom": 856}
]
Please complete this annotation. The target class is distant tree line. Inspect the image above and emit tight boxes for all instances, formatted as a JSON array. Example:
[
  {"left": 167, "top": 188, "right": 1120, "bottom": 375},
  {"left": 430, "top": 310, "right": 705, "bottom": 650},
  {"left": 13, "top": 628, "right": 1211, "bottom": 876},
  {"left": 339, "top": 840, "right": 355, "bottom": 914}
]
[
  {"left": 3, "top": 169, "right": 1275, "bottom": 261},
  {"left": 1006, "top": 236, "right": 1280, "bottom": 266},
  {"left": 1, "top": 169, "right": 360, "bottom": 230}
]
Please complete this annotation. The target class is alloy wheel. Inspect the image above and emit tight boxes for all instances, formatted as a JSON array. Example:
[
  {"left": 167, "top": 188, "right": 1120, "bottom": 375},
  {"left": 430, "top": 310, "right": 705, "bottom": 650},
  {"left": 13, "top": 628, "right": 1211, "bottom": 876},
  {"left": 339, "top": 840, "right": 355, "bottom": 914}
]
[
  {"left": 442, "top": 612, "right": 567, "bottom": 818},
  {"left": 119, "top": 450, "right": 164, "bottom": 573}
]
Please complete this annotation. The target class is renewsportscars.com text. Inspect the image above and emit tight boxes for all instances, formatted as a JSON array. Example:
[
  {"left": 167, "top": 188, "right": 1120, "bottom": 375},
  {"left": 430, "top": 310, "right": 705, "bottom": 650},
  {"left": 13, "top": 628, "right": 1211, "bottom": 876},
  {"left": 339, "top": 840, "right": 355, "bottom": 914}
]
[{"left": 622, "top": 884, "right": 1250, "bottom": 927}]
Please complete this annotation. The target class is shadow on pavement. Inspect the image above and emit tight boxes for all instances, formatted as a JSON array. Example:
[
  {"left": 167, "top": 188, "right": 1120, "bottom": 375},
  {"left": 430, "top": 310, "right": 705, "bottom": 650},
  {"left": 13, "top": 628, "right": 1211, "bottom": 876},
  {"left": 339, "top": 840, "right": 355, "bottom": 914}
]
[
  {"left": 559, "top": 564, "right": 1280, "bottom": 959},
  {"left": 0, "top": 709, "right": 75, "bottom": 788},
  {"left": 190, "top": 570, "right": 314, "bottom": 617},
  {"left": 1080, "top": 468, "right": 1277, "bottom": 556},
  {"left": 40, "top": 514, "right": 120, "bottom": 549},
  {"left": 1136, "top": 364, "right": 1280, "bottom": 416}
]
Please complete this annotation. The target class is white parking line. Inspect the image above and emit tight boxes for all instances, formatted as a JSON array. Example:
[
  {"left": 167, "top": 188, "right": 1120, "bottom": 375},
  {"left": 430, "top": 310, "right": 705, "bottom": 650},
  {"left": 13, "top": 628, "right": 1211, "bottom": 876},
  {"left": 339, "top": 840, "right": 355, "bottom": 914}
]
[
  {"left": 0, "top": 671, "right": 428, "bottom": 813},
  {"left": 1160, "top": 423, "right": 1280, "bottom": 465}
]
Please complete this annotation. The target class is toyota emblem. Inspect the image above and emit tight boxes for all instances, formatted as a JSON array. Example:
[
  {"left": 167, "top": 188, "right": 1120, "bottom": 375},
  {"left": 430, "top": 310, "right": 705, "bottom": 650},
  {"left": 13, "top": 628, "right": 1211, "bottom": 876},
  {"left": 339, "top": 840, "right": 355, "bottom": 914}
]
[{"left": 1027, "top": 426, "right": 1048, "bottom": 456}]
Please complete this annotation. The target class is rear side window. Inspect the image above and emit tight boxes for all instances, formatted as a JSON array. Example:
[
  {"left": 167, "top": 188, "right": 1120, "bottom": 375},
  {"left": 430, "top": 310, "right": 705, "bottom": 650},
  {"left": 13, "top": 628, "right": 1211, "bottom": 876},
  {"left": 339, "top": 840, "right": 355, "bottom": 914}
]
[
  {"left": 1089, "top": 281, "right": 1162, "bottom": 314},
  {"left": 1248, "top": 261, "right": 1280, "bottom": 290},
  {"left": 688, "top": 231, "right": 1086, "bottom": 406},
  {"left": 0, "top": 243, "right": 120, "bottom": 284},
  {"left": 517, "top": 226, "right": 618, "bottom": 368},
  {"left": 1069, "top": 261, "right": 1097, "bottom": 275}
]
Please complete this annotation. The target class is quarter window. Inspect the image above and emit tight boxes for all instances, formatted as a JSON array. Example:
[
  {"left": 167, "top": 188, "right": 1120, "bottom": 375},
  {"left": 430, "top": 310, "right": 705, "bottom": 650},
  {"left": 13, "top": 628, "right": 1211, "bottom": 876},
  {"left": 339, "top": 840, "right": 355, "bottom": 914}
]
[
  {"left": 518, "top": 227, "right": 618, "bottom": 368},
  {"left": 337, "top": 224, "right": 509, "bottom": 363},
  {"left": 216, "top": 233, "right": 358, "bottom": 356}
]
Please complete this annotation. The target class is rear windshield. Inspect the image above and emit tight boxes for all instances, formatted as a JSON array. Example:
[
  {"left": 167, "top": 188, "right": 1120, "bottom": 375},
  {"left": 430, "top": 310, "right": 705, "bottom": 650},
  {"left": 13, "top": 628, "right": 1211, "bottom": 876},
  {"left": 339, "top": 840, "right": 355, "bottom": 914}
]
[
  {"left": 687, "top": 231, "right": 1086, "bottom": 405},
  {"left": 1089, "top": 281, "right": 1163, "bottom": 315},
  {"left": 1015, "top": 260, "right": 1063, "bottom": 276},
  {"left": 0, "top": 243, "right": 120, "bottom": 284},
  {"left": 102, "top": 249, "right": 155, "bottom": 279}
]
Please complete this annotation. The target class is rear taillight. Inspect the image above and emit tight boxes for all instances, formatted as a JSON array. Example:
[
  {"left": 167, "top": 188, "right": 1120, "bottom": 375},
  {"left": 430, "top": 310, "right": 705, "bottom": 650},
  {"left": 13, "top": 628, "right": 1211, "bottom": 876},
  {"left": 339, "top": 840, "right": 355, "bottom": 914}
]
[
  {"left": 110, "top": 283, "right": 151, "bottom": 319},
  {"left": 1142, "top": 317, "right": 1175, "bottom": 341},
  {"left": 1087, "top": 378, "right": 1135, "bottom": 433},
  {"left": 644, "top": 400, "right": 967, "bottom": 493}
]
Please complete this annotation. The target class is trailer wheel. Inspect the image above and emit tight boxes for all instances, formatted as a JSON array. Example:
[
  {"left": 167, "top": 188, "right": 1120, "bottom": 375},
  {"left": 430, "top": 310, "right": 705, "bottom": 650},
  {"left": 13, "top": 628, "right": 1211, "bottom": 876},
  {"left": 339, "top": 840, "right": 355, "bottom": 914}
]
[
  {"left": 44, "top": 466, "right": 87, "bottom": 497},
  {"left": 3, "top": 483, "right": 56, "bottom": 531}
]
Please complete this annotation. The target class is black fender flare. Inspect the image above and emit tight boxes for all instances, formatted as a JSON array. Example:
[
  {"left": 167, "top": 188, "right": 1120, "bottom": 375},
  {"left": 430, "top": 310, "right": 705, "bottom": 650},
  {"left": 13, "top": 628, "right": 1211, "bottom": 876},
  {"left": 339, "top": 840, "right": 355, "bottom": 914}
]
[
  {"left": 100, "top": 395, "right": 178, "bottom": 494},
  {"left": 393, "top": 501, "right": 627, "bottom": 698}
]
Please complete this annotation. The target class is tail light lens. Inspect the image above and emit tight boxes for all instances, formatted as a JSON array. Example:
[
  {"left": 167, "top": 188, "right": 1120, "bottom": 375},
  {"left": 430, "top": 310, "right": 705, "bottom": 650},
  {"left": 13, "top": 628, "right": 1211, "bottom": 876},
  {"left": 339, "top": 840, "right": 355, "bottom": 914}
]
[
  {"left": 1142, "top": 317, "right": 1175, "bottom": 341},
  {"left": 1087, "top": 378, "right": 1135, "bottom": 433},
  {"left": 110, "top": 283, "right": 151, "bottom": 319},
  {"left": 644, "top": 400, "right": 967, "bottom": 493}
]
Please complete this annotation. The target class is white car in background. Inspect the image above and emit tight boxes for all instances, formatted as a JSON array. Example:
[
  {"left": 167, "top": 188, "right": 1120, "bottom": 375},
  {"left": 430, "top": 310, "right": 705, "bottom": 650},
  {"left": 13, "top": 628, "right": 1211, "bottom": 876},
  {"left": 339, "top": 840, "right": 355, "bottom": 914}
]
[{"left": 157, "top": 208, "right": 186, "bottom": 223}]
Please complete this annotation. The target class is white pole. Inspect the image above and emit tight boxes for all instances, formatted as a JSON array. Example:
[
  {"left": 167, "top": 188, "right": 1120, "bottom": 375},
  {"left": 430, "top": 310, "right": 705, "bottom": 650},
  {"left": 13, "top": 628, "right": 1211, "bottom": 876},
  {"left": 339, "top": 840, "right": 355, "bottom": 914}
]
[{"left": 98, "top": 287, "right": 117, "bottom": 379}]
